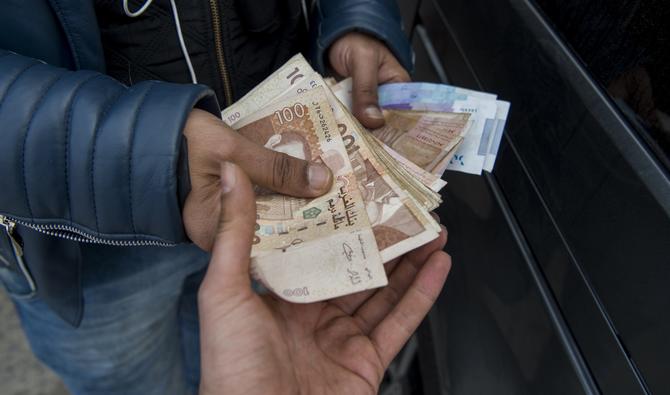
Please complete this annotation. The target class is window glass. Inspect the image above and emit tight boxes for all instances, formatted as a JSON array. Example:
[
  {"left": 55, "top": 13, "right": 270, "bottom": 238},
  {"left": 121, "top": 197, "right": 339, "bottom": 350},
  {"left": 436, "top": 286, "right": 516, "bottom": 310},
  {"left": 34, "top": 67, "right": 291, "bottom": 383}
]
[{"left": 534, "top": 0, "right": 670, "bottom": 167}]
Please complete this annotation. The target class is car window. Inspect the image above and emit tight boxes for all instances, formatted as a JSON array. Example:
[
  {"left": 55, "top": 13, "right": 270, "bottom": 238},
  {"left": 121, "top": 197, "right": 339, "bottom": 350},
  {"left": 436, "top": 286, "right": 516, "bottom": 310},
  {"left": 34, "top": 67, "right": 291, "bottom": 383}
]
[{"left": 534, "top": 0, "right": 670, "bottom": 169}]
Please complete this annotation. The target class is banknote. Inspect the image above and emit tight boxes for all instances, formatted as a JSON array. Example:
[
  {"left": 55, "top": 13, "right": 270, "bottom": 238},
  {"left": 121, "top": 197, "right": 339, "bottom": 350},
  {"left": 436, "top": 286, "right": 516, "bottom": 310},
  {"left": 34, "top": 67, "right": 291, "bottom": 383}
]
[
  {"left": 235, "top": 68, "right": 440, "bottom": 262},
  {"left": 332, "top": 108, "right": 440, "bottom": 262},
  {"left": 332, "top": 79, "right": 498, "bottom": 174},
  {"left": 330, "top": 77, "right": 353, "bottom": 111},
  {"left": 224, "top": 55, "right": 440, "bottom": 208},
  {"left": 482, "top": 100, "right": 510, "bottom": 172},
  {"left": 362, "top": 131, "right": 443, "bottom": 210},
  {"left": 216, "top": 56, "right": 513, "bottom": 303},
  {"left": 306, "top": 73, "right": 442, "bottom": 210},
  {"left": 371, "top": 109, "right": 471, "bottom": 175},
  {"left": 333, "top": 96, "right": 443, "bottom": 211},
  {"left": 377, "top": 81, "right": 497, "bottom": 103},
  {"left": 290, "top": 72, "right": 441, "bottom": 212},
  {"left": 378, "top": 83, "right": 500, "bottom": 175},
  {"left": 221, "top": 53, "right": 314, "bottom": 125},
  {"left": 235, "top": 88, "right": 387, "bottom": 302},
  {"left": 379, "top": 143, "right": 447, "bottom": 192},
  {"left": 331, "top": 80, "right": 447, "bottom": 198}
]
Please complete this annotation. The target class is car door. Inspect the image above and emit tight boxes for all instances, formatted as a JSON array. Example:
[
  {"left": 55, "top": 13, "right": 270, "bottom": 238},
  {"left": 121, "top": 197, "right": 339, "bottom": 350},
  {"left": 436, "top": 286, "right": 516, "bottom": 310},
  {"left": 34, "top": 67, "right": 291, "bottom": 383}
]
[{"left": 395, "top": 0, "right": 670, "bottom": 394}]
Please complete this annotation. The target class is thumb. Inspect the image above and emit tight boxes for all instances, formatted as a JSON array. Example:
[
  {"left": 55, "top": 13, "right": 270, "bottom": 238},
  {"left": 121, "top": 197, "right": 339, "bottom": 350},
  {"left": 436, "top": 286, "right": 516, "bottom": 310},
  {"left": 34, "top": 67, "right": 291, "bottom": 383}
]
[
  {"left": 351, "top": 54, "right": 385, "bottom": 129},
  {"left": 227, "top": 133, "right": 333, "bottom": 198},
  {"left": 201, "top": 161, "right": 257, "bottom": 297}
]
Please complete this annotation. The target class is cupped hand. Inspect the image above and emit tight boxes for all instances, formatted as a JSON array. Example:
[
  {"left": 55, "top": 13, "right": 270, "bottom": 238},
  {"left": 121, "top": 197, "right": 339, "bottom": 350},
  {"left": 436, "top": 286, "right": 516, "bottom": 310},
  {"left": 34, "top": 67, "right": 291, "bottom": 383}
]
[
  {"left": 182, "top": 109, "right": 333, "bottom": 251},
  {"left": 198, "top": 162, "right": 451, "bottom": 395},
  {"left": 329, "top": 32, "right": 411, "bottom": 129}
]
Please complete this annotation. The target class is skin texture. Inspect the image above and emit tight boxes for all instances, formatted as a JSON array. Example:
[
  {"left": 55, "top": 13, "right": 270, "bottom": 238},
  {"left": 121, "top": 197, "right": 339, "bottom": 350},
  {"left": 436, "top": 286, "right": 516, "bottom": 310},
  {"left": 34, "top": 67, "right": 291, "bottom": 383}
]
[
  {"left": 182, "top": 109, "right": 333, "bottom": 251},
  {"left": 329, "top": 32, "right": 412, "bottom": 129},
  {"left": 198, "top": 163, "right": 451, "bottom": 395}
]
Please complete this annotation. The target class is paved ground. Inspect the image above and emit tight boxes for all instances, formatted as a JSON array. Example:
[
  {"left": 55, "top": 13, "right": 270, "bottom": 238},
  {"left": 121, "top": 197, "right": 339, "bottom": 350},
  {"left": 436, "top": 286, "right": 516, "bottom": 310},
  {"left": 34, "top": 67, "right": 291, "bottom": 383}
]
[{"left": 0, "top": 291, "right": 69, "bottom": 395}]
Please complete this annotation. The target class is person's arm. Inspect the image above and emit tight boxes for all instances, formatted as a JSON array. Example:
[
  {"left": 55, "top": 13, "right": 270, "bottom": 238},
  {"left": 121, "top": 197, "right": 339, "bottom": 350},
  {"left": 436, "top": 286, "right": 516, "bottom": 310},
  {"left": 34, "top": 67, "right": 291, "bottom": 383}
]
[
  {"left": 0, "top": 50, "right": 333, "bottom": 249},
  {"left": 309, "top": 0, "right": 414, "bottom": 129},
  {"left": 0, "top": 49, "right": 217, "bottom": 245}
]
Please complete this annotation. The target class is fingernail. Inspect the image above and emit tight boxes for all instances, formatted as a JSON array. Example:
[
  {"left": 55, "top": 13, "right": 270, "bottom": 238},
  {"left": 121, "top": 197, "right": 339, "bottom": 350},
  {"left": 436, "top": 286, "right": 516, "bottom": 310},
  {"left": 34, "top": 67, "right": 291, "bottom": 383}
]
[
  {"left": 307, "top": 163, "right": 332, "bottom": 191},
  {"left": 363, "top": 105, "right": 384, "bottom": 119},
  {"left": 220, "top": 161, "right": 237, "bottom": 194},
  {"left": 430, "top": 212, "right": 441, "bottom": 223}
]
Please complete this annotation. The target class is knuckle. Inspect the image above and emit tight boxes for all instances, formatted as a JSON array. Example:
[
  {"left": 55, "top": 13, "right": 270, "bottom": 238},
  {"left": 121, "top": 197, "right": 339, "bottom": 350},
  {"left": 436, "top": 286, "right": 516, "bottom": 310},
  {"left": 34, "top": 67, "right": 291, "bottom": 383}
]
[
  {"left": 356, "top": 85, "right": 377, "bottom": 96},
  {"left": 355, "top": 85, "right": 378, "bottom": 101},
  {"left": 271, "top": 152, "right": 298, "bottom": 190},
  {"left": 395, "top": 307, "right": 416, "bottom": 336},
  {"left": 356, "top": 45, "right": 376, "bottom": 59},
  {"left": 381, "top": 284, "right": 401, "bottom": 307},
  {"left": 217, "top": 132, "right": 238, "bottom": 159}
]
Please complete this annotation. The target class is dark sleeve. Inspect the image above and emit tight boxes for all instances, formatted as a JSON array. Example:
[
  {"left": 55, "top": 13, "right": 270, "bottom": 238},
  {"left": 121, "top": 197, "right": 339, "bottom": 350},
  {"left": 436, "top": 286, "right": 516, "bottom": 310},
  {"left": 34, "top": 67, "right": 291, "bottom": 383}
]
[
  {"left": 0, "top": 50, "right": 219, "bottom": 246},
  {"left": 309, "top": 0, "right": 414, "bottom": 74}
]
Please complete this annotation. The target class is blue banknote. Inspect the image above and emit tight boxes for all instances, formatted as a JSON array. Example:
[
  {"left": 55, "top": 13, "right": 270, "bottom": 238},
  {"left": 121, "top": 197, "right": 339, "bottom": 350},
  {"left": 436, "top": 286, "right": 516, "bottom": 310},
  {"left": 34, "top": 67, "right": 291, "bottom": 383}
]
[{"left": 378, "top": 83, "right": 510, "bottom": 174}]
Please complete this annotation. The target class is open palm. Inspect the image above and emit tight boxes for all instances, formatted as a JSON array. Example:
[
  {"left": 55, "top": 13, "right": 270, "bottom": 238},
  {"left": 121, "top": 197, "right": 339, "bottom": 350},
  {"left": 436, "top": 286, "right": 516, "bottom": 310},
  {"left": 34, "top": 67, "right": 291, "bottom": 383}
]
[{"left": 198, "top": 163, "right": 451, "bottom": 395}]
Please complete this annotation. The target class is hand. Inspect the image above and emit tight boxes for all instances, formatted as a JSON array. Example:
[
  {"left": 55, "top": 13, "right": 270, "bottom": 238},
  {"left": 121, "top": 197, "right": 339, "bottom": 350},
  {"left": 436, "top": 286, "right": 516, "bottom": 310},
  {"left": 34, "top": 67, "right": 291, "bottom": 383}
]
[
  {"left": 607, "top": 66, "right": 659, "bottom": 128},
  {"left": 182, "top": 109, "right": 333, "bottom": 251},
  {"left": 198, "top": 162, "right": 451, "bottom": 395},
  {"left": 329, "top": 32, "right": 411, "bottom": 129}
]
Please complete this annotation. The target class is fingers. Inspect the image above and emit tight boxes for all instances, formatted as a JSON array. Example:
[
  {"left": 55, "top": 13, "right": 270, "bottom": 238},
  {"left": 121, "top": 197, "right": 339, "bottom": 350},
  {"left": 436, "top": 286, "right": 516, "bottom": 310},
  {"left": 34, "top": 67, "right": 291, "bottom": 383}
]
[
  {"left": 184, "top": 109, "right": 332, "bottom": 197},
  {"left": 229, "top": 134, "right": 333, "bottom": 197},
  {"left": 350, "top": 50, "right": 385, "bottom": 129},
  {"left": 354, "top": 260, "right": 420, "bottom": 334},
  {"left": 182, "top": 109, "right": 332, "bottom": 252},
  {"left": 327, "top": 32, "right": 410, "bottom": 129},
  {"left": 378, "top": 54, "right": 411, "bottom": 84},
  {"left": 401, "top": 225, "right": 448, "bottom": 268},
  {"left": 371, "top": 250, "right": 451, "bottom": 368},
  {"left": 353, "top": 228, "right": 448, "bottom": 333},
  {"left": 202, "top": 162, "right": 257, "bottom": 297}
]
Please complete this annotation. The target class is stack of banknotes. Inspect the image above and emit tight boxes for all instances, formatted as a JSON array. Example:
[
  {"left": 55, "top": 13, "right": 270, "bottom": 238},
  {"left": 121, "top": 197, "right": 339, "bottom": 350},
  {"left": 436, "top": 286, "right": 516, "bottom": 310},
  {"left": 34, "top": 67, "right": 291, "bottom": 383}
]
[{"left": 220, "top": 54, "right": 510, "bottom": 302}]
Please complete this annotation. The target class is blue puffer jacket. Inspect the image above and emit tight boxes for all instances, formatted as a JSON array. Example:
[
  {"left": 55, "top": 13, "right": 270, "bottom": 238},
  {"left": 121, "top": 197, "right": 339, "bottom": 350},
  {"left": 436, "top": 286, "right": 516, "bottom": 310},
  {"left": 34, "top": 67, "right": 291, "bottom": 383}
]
[{"left": 0, "top": 0, "right": 412, "bottom": 326}]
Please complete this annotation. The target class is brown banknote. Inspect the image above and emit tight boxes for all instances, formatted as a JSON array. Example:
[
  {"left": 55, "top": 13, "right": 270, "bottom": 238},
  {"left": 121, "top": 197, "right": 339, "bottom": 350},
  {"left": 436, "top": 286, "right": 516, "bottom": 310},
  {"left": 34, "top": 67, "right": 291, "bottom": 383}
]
[
  {"left": 272, "top": 73, "right": 440, "bottom": 262},
  {"left": 221, "top": 54, "right": 313, "bottom": 124},
  {"left": 330, "top": 78, "right": 447, "bottom": 198},
  {"left": 371, "top": 110, "right": 471, "bottom": 175},
  {"left": 234, "top": 88, "right": 387, "bottom": 302}
]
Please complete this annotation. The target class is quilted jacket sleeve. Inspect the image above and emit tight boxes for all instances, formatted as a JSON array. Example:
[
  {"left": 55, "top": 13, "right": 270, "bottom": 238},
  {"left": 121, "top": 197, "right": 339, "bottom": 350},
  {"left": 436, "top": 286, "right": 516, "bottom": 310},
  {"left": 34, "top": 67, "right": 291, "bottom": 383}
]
[
  {"left": 0, "top": 50, "right": 219, "bottom": 245},
  {"left": 309, "top": 0, "right": 414, "bottom": 74}
]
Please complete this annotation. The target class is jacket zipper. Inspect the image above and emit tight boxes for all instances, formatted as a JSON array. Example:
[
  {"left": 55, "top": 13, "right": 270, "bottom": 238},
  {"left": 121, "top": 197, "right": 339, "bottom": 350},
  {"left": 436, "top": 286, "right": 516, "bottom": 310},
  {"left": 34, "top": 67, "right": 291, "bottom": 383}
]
[
  {"left": 209, "top": 0, "right": 234, "bottom": 106},
  {"left": 0, "top": 215, "right": 37, "bottom": 295},
  {"left": 1, "top": 215, "right": 24, "bottom": 256},
  {"left": 0, "top": 215, "right": 174, "bottom": 247}
]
